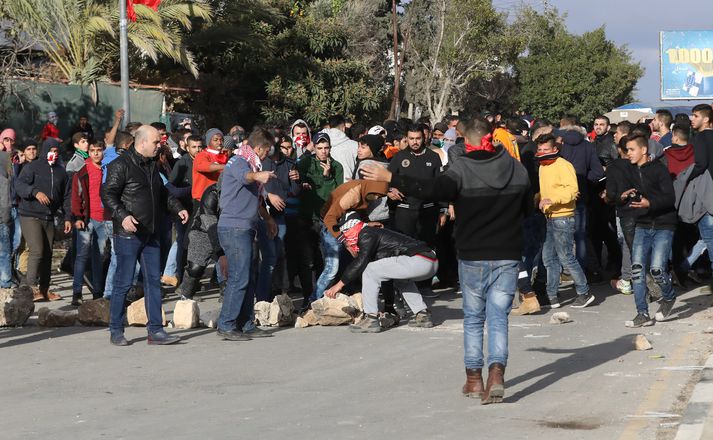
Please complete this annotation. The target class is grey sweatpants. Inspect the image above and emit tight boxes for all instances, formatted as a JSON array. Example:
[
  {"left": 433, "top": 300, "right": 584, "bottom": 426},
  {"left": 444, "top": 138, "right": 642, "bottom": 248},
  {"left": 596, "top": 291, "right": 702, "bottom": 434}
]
[{"left": 361, "top": 255, "right": 438, "bottom": 315}]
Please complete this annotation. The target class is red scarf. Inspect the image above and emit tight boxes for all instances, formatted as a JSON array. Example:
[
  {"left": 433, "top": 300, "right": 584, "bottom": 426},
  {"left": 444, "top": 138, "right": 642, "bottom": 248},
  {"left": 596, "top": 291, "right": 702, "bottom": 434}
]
[
  {"left": 339, "top": 221, "right": 365, "bottom": 253},
  {"left": 465, "top": 133, "right": 496, "bottom": 153},
  {"left": 205, "top": 147, "right": 228, "bottom": 165}
]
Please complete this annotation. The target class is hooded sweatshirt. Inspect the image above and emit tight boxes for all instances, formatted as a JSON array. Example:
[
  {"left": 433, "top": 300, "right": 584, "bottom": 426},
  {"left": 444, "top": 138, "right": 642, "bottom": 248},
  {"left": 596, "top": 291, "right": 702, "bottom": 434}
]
[
  {"left": 390, "top": 145, "right": 531, "bottom": 261},
  {"left": 322, "top": 128, "right": 357, "bottom": 183},
  {"left": 538, "top": 156, "right": 578, "bottom": 218},
  {"left": 661, "top": 144, "right": 695, "bottom": 179},
  {"left": 557, "top": 127, "right": 604, "bottom": 202},
  {"left": 192, "top": 128, "right": 227, "bottom": 201}
]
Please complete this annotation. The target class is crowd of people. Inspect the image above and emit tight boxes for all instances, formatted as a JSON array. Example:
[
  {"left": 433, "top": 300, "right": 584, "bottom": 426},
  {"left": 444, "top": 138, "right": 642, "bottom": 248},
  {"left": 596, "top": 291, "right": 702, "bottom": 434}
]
[{"left": 2, "top": 103, "right": 713, "bottom": 404}]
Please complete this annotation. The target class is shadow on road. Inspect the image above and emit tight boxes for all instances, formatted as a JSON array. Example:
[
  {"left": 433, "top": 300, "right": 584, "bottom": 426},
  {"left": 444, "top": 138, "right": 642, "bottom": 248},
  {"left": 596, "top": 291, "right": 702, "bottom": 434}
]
[{"left": 505, "top": 334, "right": 636, "bottom": 403}]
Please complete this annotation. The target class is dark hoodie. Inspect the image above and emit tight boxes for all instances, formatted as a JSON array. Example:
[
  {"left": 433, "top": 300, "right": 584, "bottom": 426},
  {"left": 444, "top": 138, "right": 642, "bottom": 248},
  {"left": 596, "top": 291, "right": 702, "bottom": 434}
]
[
  {"left": 390, "top": 145, "right": 531, "bottom": 261},
  {"left": 557, "top": 128, "right": 604, "bottom": 202},
  {"left": 15, "top": 138, "right": 71, "bottom": 221}
]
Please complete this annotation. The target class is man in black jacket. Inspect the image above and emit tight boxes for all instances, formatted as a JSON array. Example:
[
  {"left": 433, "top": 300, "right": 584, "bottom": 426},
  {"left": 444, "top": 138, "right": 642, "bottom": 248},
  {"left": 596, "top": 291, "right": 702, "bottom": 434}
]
[
  {"left": 323, "top": 212, "right": 437, "bottom": 332},
  {"left": 362, "top": 117, "right": 531, "bottom": 405},
  {"left": 101, "top": 125, "right": 188, "bottom": 346},
  {"left": 15, "top": 139, "right": 72, "bottom": 301},
  {"left": 387, "top": 124, "right": 443, "bottom": 297},
  {"left": 620, "top": 135, "right": 677, "bottom": 328}
]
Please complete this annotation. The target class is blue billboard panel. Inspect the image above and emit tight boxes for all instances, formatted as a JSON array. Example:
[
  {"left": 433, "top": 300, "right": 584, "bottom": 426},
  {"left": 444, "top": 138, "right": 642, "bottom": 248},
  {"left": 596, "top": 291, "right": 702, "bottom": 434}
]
[{"left": 660, "top": 31, "right": 713, "bottom": 100}]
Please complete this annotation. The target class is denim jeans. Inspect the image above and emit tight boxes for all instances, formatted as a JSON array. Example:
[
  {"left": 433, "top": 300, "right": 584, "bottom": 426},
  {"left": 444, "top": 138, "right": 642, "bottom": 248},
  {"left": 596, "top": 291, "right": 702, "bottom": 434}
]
[
  {"left": 309, "top": 223, "right": 341, "bottom": 303},
  {"left": 631, "top": 227, "right": 676, "bottom": 315},
  {"left": 73, "top": 219, "right": 113, "bottom": 296},
  {"left": 680, "top": 239, "right": 707, "bottom": 271},
  {"left": 256, "top": 217, "right": 287, "bottom": 302},
  {"left": 542, "top": 216, "right": 589, "bottom": 302},
  {"left": 460, "top": 259, "right": 518, "bottom": 369},
  {"left": 217, "top": 226, "right": 256, "bottom": 332},
  {"left": 574, "top": 201, "right": 588, "bottom": 271},
  {"left": 11, "top": 207, "right": 21, "bottom": 253},
  {"left": 109, "top": 232, "right": 164, "bottom": 336},
  {"left": 697, "top": 214, "right": 713, "bottom": 273},
  {"left": 0, "top": 222, "right": 12, "bottom": 287},
  {"left": 163, "top": 220, "right": 188, "bottom": 278}
]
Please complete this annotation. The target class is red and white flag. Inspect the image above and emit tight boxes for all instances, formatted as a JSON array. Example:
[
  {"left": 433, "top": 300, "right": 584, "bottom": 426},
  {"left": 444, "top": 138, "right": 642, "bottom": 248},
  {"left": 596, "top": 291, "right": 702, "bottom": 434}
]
[{"left": 127, "top": 0, "right": 161, "bottom": 22}]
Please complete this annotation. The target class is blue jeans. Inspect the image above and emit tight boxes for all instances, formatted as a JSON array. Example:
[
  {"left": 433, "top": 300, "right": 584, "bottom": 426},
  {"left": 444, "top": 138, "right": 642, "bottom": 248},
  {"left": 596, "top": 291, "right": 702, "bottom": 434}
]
[
  {"left": 460, "top": 259, "right": 518, "bottom": 369},
  {"left": 631, "top": 227, "right": 676, "bottom": 315},
  {"left": 256, "top": 217, "right": 287, "bottom": 302},
  {"left": 697, "top": 214, "right": 713, "bottom": 273},
  {"left": 574, "top": 201, "right": 588, "bottom": 271},
  {"left": 542, "top": 216, "right": 589, "bottom": 302},
  {"left": 680, "top": 239, "right": 707, "bottom": 271},
  {"left": 11, "top": 206, "right": 21, "bottom": 256},
  {"left": 217, "top": 226, "right": 256, "bottom": 332},
  {"left": 109, "top": 233, "right": 164, "bottom": 336},
  {"left": 310, "top": 223, "right": 341, "bottom": 303},
  {"left": 0, "top": 222, "right": 12, "bottom": 287},
  {"left": 73, "top": 219, "right": 113, "bottom": 296},
  {"left": 163, "top": 220, "right": 188, "bottom": 278}
]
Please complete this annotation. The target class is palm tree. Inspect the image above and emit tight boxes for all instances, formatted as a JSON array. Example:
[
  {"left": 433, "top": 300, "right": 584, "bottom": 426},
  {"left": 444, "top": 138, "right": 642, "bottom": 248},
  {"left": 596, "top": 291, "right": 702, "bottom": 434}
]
[{"left": 1, "top": 0, "right": 212, "bottom": 84}]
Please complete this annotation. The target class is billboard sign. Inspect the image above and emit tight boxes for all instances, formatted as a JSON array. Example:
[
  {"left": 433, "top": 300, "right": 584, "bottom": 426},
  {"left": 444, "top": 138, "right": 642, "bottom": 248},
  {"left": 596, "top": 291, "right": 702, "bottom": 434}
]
[{"left": 660, "top": 31, "right": 713, "bottom": 100}]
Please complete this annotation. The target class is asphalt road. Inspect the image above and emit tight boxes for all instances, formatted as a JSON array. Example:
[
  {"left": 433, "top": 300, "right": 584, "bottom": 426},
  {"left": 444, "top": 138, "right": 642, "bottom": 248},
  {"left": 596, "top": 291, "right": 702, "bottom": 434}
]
[{"left": 2, "top": 273, "right": 712, "bottom": 440}]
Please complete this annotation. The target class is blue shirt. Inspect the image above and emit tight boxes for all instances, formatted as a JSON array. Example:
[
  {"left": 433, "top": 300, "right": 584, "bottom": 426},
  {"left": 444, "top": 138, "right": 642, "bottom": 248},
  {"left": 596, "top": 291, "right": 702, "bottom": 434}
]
[{"left": 218, "top": 156, "right": 259, "bottom": 230}]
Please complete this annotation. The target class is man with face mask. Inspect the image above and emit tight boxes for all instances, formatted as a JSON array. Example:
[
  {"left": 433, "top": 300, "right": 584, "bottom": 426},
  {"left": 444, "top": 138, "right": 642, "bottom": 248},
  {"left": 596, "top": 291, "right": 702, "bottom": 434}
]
[
  {"left": 15, "top": 138, "right": 72, "bottom": 301},
  {"left": 323, "top": 211, "right": 437, "bottom": 332}
]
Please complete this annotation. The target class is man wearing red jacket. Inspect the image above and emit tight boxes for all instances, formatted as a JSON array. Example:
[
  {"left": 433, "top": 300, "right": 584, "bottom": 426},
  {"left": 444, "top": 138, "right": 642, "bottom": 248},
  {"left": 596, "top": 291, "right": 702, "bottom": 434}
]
[
  {"left": 40, "top": 111, "right": 61, "bottom": 143},
  {"left": 71, "top": 142, "right": 114, "bottom": 305}
]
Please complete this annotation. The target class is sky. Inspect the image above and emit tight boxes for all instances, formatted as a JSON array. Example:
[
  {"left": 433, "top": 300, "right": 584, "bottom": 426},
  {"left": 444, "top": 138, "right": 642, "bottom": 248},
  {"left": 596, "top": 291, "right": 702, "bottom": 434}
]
[{"left": 494, "top": 0, "right": 713, "bottom": 107}]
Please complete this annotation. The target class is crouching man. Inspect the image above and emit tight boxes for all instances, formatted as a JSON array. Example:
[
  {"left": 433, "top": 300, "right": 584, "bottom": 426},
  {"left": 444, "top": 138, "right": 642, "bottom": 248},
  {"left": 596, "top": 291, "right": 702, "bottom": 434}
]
[{"left": 323, "top": 212, "right": 437, "bottom": 333}]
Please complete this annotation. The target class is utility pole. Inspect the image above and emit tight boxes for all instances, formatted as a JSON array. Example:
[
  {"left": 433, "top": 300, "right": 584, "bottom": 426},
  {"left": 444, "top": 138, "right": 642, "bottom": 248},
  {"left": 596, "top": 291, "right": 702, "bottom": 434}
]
[
  {"left": 119, "top": 0, "right": 130, "bottom": 127},
  {"left": 389, "top": 0, "right": 401, "bottom": 120}
]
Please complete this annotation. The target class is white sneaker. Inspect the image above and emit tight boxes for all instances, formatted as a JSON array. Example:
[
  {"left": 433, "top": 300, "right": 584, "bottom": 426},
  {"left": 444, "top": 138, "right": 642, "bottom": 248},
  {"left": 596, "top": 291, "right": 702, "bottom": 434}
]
[{"left": 549, "top": 302, "right": 561, "bottom": 309}]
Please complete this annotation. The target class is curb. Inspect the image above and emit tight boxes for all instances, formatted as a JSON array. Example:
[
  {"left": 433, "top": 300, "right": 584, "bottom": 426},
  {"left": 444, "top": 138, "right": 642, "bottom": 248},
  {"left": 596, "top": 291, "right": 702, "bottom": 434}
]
[{"left": 674, "top": 354, "right": 713, "bottom": 440}]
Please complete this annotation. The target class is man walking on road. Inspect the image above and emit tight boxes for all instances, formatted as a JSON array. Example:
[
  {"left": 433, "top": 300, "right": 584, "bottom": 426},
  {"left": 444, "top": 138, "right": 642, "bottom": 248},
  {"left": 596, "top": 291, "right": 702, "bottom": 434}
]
[
  {"left": 361, "top": 117, "right": 531, "bottom": 405},
  {"left": 101, "top": 125, "right": 189, "bottom": 346}
]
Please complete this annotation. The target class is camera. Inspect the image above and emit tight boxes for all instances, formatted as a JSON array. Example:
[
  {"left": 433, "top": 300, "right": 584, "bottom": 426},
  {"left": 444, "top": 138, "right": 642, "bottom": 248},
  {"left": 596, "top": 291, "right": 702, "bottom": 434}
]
[{"left": 627, "top": 190, "right": 642, "bottom": 203}]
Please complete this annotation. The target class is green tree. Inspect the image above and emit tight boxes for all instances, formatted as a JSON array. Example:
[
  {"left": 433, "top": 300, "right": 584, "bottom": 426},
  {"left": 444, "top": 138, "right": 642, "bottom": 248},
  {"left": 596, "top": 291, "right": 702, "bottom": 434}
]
[
  {"left": 513, "top": 7, "right": 643, "bottom": 122},
  {"left": 260, "top": 0, "right": 388, "bottom": 126},
  {"left": 1, "top": 0, "right": 212, "bottom": 84},
  {"left": 403, "top": 0, "right": 516, "bottom": 122}
]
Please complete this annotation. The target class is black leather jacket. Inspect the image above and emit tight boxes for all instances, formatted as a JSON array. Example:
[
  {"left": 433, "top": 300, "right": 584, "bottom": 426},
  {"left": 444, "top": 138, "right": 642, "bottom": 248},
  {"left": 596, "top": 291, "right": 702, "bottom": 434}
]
[
  {"left": 340, "top": 226, "right": 435, "bottom": 285},
  {"left": 188, "top": 182, "right": 222, "bottom": 259},
  {"left": 101, "top": 147, "right": 183, "bottom": 236}
]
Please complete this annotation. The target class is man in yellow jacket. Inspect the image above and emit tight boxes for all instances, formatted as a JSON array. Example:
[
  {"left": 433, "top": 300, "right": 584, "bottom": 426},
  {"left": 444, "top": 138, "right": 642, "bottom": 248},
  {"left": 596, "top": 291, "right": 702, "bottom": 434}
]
[{"left": 536, "top": 133, "right": 592, "bottom": 309}]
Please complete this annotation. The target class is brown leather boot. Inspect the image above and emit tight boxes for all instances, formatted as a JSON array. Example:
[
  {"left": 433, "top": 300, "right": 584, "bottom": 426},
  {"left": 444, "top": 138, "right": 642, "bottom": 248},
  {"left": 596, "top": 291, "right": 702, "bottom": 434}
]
[
  {"left": 511, "top": 292, "right": 541, "bottom": 316},
  {"left": 462, "top": 368, "right": 484, "bottom": 398},
  {"left": 40, "top": 286, "right": 62, "bottom": 301},
  {"left": 482, "top": 363, "right": 505, "bottom": 405},
  {"left": 32, "top": 287, "right": 45, "bottom": 302}
]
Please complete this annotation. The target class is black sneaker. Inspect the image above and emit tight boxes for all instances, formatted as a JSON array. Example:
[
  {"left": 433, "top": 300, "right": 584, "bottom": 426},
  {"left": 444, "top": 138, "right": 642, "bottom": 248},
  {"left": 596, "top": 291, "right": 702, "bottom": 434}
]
[
  {"left": 243, "top": 327, "right": 274, "bottom": 338},
  {"left": 408, "top": 310, "right": 434, "bottom": 328},
  {"left": 420, "top": 287, "right": 439, "bottom": 299},
  {"left": 570, "top": 294, "right": 595, "bottom": 308},
  {"left": 625, "top": 313, "right": 655, "bottom": 328},
  {"left": 655, "top": 299, "right": 676, "bottom": 322},
  {"left": 147, "top": 331, "right": 181, "bottom": 345},
  {"left": 217, "top": 329, "right": 251, "bottom": 341},
  {"left": 349, "top": 314, "right": 382, "bottom": 333},
  {"left": 110, "top": 334, "right": 130, "bottom": 346}
]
